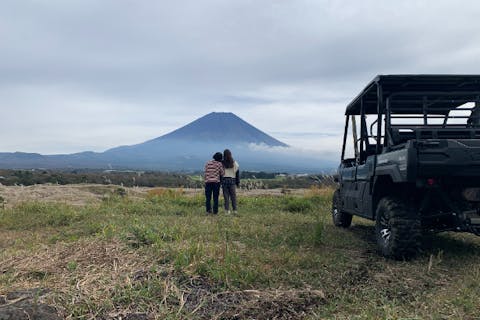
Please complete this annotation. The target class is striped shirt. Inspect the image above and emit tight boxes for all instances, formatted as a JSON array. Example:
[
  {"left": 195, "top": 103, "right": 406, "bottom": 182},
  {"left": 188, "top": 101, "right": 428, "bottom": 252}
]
[{"left": 204, "top": 160, "right": 224, "bottom": 183}]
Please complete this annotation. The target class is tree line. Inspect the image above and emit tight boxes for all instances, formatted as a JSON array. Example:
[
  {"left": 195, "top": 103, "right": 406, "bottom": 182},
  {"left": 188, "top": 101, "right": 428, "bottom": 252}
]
[{"left": 0, "top": 169, "right": 334, "bottom": 189}]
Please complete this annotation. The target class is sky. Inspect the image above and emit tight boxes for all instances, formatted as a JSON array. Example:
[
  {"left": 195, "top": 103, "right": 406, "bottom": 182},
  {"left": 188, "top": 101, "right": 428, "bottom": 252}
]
[{"left": 2, "top": 0, "right": 480, "bottom": 159}]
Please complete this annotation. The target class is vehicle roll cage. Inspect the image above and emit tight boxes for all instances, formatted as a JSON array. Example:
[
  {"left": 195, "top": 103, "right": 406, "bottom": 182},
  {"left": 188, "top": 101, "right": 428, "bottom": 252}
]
[{"left": 341, "top": 75, "right": 480, "bottom": 162}]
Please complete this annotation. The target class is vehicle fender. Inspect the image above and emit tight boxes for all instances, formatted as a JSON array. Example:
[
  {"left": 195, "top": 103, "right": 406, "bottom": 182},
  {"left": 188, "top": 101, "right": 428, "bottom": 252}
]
[
  {"left": 374, "top": 165, "right": 403, "bottom": 182},
  {"left": 371, "top": 175, "right": 395, "bottom": 218}
]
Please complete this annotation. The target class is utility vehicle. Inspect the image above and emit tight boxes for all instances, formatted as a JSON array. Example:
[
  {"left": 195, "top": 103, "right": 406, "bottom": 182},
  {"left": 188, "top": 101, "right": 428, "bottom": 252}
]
[{"left": 333, "top": 75, "right": 480, "bottom": 259}]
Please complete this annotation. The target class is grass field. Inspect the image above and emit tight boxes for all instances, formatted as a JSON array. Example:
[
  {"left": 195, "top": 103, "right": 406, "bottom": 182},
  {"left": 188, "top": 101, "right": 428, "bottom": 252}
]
[{"left": 1, "top": 185, "right": 480, "bottom": 319}]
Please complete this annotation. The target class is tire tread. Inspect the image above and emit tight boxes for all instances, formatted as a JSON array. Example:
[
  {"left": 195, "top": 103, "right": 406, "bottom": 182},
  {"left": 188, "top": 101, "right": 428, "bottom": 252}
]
[{"left": 375, "top": 196, "right": 421, "bottom": 259}]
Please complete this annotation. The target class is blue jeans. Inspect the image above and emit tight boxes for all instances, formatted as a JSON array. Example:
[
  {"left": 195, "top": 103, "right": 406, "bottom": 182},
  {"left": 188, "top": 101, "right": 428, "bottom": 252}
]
[
  {"left": 205, "top": 182, "right": 221, "bottom": 214},
  {"left": 222, "top": 178, "right": 237, "bottom": 211}
]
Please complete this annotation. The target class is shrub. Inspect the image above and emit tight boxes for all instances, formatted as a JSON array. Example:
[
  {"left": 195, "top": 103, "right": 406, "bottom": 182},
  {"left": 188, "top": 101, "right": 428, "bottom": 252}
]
[
  {"left": 283, "top": 197, "right": 313, "bottom": 213},
  {"left": 146, "top": 188, "right": 184, "bottom": 200},
  {"left": 114, "top": 187, "right": 127, "bottom": 197},
  {"left": 306, "top": 185, "right": 333, "bottom": 197},
  {"left": 123, "top": 223, "right": 177, "bottom": 248},
  {"left": 124, "top": 224, "right": 159, "bottom": 248}
]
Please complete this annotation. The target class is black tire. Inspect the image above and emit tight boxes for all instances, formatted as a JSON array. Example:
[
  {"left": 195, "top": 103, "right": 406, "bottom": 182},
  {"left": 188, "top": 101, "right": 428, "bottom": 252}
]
[
  {"left": 375, "top": 196, "right": 421, "bottom": 259},
  {"left": 332, "top": 189, "right": 352, "bottom": 228}
]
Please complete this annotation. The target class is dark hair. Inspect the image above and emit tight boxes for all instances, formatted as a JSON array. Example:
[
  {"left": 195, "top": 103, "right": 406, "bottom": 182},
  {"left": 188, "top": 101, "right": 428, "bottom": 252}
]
[
  {"left": 213, "top": 152, "right": 223, "bottom": 161},
  {"left": 223, "top": 149, "right": 234, "bottom": 168}
]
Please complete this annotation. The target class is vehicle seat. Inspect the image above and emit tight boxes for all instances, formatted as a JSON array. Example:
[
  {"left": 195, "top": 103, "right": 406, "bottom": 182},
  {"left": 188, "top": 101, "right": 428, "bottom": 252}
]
[
  {"left": 391, "top": 128, "right": 415, "bottom": 144},
  {"left": 365, "top": 144, "right": 382, "bottom": 156}
]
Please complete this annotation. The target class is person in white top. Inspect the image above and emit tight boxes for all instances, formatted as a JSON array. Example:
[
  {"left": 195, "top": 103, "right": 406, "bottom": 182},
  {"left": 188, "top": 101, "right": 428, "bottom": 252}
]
[{"left": 221, "top": 149, "right": 240, "bottom": 214}]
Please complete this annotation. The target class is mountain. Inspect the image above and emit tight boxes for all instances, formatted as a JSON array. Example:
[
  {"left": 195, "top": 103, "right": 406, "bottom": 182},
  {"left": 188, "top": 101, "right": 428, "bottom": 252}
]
[
  {"left": 154, "top": 112, "right": 287, "bottom": 146},
  {"left": 108, "top": 112, "right": 287, "bottom": 154},
  {"left": 0, "top": 112, "right": 335, "bottom": 172}
]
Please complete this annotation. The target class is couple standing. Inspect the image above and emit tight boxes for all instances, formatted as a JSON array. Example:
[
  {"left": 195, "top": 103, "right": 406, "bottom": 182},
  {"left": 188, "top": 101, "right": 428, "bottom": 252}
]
[{"left": 204, "top": 149, "right": 240, "bottom": 215}]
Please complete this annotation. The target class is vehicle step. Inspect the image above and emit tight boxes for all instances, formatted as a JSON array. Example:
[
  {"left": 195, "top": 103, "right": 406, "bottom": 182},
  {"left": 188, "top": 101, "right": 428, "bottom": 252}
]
[{"left": 469, "top": 217, "right": 480, "bottom": 225}]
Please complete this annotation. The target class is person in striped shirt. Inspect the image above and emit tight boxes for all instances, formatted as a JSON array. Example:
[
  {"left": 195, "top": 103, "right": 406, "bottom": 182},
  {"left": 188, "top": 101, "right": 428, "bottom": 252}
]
[{"left": 204, "top": 152, "right": 225, "bottom": 214}]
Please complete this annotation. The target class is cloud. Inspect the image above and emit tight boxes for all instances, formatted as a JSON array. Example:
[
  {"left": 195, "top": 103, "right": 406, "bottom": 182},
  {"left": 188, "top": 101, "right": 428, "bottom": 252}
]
[
  {"left": 1, "top": 0, "right": 480, "bottom": 154},
  {"left": 247, "top": 137, "right": 340, "bottom": 162}
]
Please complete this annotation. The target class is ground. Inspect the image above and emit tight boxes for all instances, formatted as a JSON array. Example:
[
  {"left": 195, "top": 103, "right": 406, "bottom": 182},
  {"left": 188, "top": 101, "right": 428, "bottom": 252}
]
[{"left": 0, "top": 184, "right": 480, "bottom": 319}]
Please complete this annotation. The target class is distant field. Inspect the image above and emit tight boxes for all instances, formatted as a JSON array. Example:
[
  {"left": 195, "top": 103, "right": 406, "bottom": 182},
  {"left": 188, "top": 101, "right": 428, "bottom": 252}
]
[
  {"left": 0, "top": 169, "right": 333, "bottom": 189},
  {"left": 1, "top": 185, "right": 480, "bottom": 319},
  {"left": 0, "top": 184, "right": 309, "bottom": 208}
]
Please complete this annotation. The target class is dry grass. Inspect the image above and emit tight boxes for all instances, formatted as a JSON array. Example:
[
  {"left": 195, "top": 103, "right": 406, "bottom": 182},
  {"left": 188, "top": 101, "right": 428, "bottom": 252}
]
[
  {"left": 0, "top": 184, "right": 308, "bottom": 208},
  {"left": 0, "top": 238, "right": 153, "bottom": 318},
  {"left": 0, "top": 237, "right": 326, "bottom": 319},
  {"left": 0, "top": 184, "right": 101, "bottom": 207}
]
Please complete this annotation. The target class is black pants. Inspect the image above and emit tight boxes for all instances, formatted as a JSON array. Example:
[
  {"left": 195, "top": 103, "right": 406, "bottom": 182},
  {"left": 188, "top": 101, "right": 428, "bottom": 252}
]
[
  {"left": 222, "top": 178, "right": 237, "bottom": 211},
  {"left": 205, "top": 182, "right": 221, "bottom": 214}
]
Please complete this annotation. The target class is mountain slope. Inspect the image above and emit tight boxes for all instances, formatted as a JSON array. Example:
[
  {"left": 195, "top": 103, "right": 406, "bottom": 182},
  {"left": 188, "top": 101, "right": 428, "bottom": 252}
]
[
  {"left": 101, "top": 112, "right": 294, "bottom": 170},
  {"left": 157, "top": 112, "right": 288, "bottom": 146},
  {"left": 108, "top": 112, "right": 287, "bottom": 154}
]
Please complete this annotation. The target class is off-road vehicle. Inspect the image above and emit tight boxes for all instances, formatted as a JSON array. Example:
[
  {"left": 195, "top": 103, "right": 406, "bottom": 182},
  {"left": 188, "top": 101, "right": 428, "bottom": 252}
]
[{"left": 333, "top": 75, "right": 480, "bottom": 259}]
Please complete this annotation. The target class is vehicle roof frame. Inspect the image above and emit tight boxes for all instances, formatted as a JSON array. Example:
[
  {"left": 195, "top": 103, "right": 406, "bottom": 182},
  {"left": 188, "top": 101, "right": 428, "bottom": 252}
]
[{"left": 345, "top": 75, "right": 480, "bottom": 116}]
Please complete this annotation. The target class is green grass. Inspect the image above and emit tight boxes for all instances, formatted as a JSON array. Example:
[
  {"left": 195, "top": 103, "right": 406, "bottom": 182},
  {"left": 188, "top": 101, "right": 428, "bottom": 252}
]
[{"left": 1, "top": 188, "right": 480, "bottom": 319}]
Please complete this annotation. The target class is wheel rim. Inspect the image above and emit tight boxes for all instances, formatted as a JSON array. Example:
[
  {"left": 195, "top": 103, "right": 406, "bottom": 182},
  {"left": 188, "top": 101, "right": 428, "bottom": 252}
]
[
  {"left": 332, "top": 195, "right": 339, "bottom": 220},
  {"left": 333, "top": 207, "right": 338, "bottom": 218},
  {"left": 379, "top": 214, "right": 391, "bottom": 242}
]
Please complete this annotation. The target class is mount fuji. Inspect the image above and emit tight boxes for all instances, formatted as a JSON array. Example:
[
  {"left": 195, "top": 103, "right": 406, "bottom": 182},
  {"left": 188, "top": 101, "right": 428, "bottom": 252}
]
[{"left": 0, "top": 112, "right": 334, "bottom": 172}]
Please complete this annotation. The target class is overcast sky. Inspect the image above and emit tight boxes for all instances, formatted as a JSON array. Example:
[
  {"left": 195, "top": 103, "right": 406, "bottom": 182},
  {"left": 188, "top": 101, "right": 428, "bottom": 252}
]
[{"left": 2, "top": 0, "right": 480, "bottom": 158}]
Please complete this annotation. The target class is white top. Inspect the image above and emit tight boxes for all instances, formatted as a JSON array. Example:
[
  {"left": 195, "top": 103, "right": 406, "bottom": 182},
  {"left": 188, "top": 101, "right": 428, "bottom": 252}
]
[{"left": 224, "top": 161, "right": 239, "bottom": 178}]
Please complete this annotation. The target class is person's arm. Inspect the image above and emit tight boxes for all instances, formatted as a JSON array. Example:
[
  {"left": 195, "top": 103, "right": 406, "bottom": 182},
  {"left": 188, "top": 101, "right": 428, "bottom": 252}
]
[
  {"left": 235, "top": 169, "right": 240, "bottom": 187},
  {"left": 219, "top": 163, "right": 225, "bottom": 182}
]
